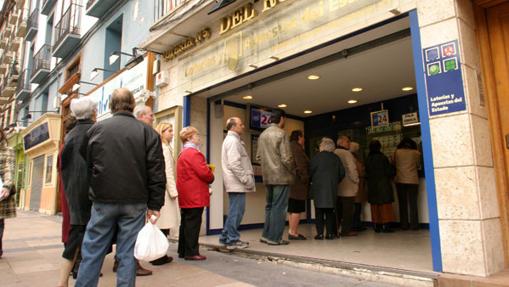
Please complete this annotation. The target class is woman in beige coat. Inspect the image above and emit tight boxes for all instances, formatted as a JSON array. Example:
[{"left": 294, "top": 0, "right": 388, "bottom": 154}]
[{"left": 152, "top": 122, "right": 180, "bottom": 265}]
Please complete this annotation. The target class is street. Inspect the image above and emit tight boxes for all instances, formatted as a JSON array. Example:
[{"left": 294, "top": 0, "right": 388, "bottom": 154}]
[{"left": 0, "top": 211, "right": 399, "bottom": 287}]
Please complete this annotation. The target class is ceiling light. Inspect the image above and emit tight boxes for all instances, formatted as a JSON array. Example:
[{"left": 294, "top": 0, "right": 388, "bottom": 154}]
[
  {"left": 304, "top": 110, "right": 313, "bottom": 114},
  {"left": 402, "top": 86, "right": 414, "bottom": 91},
  {"left": 242, "top": 96, "right": 253, "bottom": 100},
  {"left": 347, "top": 100, "right": 358, "bottom": 104},
  {"left": 307, "top": 75, "right": 320, "bottom": 80},
  {"left": 278, "top": 104, "right": 287, "bottom": 108},
  {"left": 352, "top": 87, "right": 363, "bottom": 92}
]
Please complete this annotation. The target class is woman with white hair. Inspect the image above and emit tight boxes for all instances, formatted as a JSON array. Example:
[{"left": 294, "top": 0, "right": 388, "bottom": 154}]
[
  {"left": 58, "top": 97, "right": 96, "bottom": 287},
  {"left": 309, "top": 138, "right": 345, "bottom": 240}
]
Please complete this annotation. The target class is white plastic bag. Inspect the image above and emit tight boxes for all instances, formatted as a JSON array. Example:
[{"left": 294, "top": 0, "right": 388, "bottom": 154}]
[{"left": 134, "top": 221, "right": 169, "bottom": 261}]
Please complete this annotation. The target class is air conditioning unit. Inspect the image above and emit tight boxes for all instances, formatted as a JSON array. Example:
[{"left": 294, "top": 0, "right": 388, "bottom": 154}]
[{"left": 155, "top": 71, "right": 169, "bottom": 88}]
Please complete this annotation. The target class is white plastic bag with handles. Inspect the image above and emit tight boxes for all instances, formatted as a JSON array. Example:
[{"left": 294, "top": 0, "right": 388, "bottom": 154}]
[{"left": 134, "top": 218, "right": 169, "bottom": 261}]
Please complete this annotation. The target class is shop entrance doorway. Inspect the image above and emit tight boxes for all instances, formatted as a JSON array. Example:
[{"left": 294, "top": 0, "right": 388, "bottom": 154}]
[
  {"left": 203, "top": 30, "right": 434, "bottom": 272},
  {"left": 29, "top": 156, "right": 44, "bottom": 211}
]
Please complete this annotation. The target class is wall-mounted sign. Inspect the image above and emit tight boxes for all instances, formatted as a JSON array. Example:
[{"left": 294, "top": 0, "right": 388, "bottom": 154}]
[
  {"left": 220, "top": 0, "right": 291, "bottom": 35},
  {"left": 370, "top": 110, "right": 389, "bottom": 127},
  {"left": 163, "top": 28, "right": 211, "bottom": 61},
  {"left": 423, "top": 40, "right": 466, "bottom": 116},
  {"left": 88, "top": 59, "right": 148, "bottom": 121},
  {"left": 24, "top": 122, "right": 50, "bottom": 150},
  {"left": 402, "top": 112, "right": 419, "bottom": 127}
]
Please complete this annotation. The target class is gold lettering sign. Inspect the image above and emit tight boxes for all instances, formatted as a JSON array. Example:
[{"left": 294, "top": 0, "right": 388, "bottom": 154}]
[
  {"left": 220, "top": 0, "right": 290, "bottom": 35},
  {"left": 163, "top": 28, "right": 211, "bottom": 61}
]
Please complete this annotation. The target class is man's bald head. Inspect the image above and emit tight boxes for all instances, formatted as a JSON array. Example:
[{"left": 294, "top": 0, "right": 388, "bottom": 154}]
[{"left": 110, "top": 88, "right": 135, "bottom": 113}]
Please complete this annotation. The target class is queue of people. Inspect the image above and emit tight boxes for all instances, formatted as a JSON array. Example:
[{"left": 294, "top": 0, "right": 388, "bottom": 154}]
[{"left": 52, "top": 87, "right": 422, "bottom": 285}]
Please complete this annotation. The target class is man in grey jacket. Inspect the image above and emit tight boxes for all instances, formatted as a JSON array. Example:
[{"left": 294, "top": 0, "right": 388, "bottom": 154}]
[
  {"left": 256, "top": 110, "right": 295, "bottom": 245},
  {"left": 219, "top": 117, "right": 255, "bottom": 250}
]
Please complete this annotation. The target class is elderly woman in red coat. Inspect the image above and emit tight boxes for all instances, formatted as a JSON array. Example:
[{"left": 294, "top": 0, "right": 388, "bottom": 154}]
[{"left": 176, "top": 126, "right": 214, "bottom": 261}]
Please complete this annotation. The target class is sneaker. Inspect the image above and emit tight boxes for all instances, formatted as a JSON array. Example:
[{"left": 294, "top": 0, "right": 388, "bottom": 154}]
[{"left": 226, "top": 241, "right": 249, "bottom": 250}]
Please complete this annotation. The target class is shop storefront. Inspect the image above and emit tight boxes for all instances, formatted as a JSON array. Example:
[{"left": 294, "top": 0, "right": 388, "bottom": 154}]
[
  {"left": 7, "top": 130, "right": 27, "bottom": 208},
  {"left": 20, "top": 113, "right": 61, "bottom": 215},
  {"left": 144, "top": 0, "right": 509, "bottom": 279}
]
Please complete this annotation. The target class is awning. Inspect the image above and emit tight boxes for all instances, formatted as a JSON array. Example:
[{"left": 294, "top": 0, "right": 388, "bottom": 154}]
[{"left": 141, "top": 0, "right": 243, "bottom": 53}]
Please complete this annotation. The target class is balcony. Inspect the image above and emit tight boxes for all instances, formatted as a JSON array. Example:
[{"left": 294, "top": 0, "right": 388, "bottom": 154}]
[
  {"left": 26, "top": 8, "right": 38, "bottom": 41},
  {"left": 9, "top": 9, "right": 20, "bottom": 25},
  {"left": 1, "top": 77, "right": 16, "bottom": 99},
  {"left": 41, "top": 0, "right": 57, "bottom": 16},
  {"left": 16, "top": 9, "right": 28, "bottom": 37},
  {"left": 2, "top": 52, "right": 13, "bottom": 65},
  {"left": 0, "top": 64, "right": 7, "bottom": 74},
  {"left": 53, "top": 4, "right": 81, "bottom": 58},
  {"left": 0, "top": 38, "right": 7, "bottom": 50},
  {"left": 16, "top": 69, "right": 31, "bottom": 103},
  {"left": 86, "top": 0, "right": 117, "bottom": 18},
  {"left": 31, "top": 44, "right": 51, "bottom": 84}
]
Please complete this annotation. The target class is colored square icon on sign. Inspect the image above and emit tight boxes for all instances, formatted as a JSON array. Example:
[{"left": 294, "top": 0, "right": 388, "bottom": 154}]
[
  {"left": 427, "top": 62, "right": 442, "bottom": 76},
  {"left": 443, "top": 58, "right": 458, "bottom": 72},
  {"left": 441, "top": 42, "right": 457, "bottom": 58},
  {"left": 425, "top": 47, "right": 440, "bottom": 62}
]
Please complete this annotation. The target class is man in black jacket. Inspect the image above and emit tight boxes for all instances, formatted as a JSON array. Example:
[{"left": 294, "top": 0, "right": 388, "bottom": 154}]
[{"left": 75, "top": 88, "right": 166, "bottom": 287}]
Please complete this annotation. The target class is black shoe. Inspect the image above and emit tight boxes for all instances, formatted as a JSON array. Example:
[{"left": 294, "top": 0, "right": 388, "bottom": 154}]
[
  {"left": 288, "top": 234, "right": 306, "bottom": 240},
  {"left": 314, "top": 234, "right": 324, "bottom": 240},
  {"left": 374, "top": 224, "right": 382, "bottom": 233},
  {"left": 150, "top": 255, "right": 173, "bottom": 266},
  {"left": 325, "top": 234, "right": 336, "bottom": 240},
  {"left": 382, "top": 224, "right": 395, "bottom": 233}
]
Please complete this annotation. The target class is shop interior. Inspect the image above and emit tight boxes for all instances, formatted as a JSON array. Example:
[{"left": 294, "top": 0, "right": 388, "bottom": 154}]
[{"left": 203, "top": 28, "right": 433, "bottom": 273}]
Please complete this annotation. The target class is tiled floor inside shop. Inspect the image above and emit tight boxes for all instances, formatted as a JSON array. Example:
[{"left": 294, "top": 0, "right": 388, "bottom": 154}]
[{"left": 200, "top": 224, "right": 432, "bottom": 273}]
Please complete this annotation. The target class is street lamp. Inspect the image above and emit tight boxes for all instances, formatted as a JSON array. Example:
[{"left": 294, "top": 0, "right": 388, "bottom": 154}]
[
  {"left": 72, "top": 81, "right": 97, "bottom": 92},
  {"left": 90, "top": 68, "right": 113, "bottom": 80},
  {"left": 109, "top": 51, "right": 135, "bottom": 65}
]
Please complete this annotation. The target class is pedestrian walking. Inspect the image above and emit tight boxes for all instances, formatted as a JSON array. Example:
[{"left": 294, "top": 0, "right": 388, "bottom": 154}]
[
  {"left": 394, "top": 137, "right": 421, "bottom": 230},
  {"left": 177, "top": 126, "right": 214, "bottom": 260},
  {"left": 75, "top": 88, "right": 166, "bottom": 287},
  {"left": 219, "top": 117, "right": 255, "bottom": 250},
  {"left": 288, "top": 130, "right": 309, "bottom": 240},
  {"left": 256, "top": 109, "right": 295, "bottom": 246},
  {"left": 310, "top": 138, "right": 345, "bottom": 240},
  {"left": 0, "top": 129, "right": 16, "bottom": 259},
  {"left": 58, "top": 98, "right": 96, "bottom": 287},
  {"left": 365, "top": 140, "right": 395, "bottom": 233},
  {"left": 334, "top": 135, "right": 360, "bottom": 237},
  {"left": 149, "top": 122, "right": 179, "bottom": 266}
]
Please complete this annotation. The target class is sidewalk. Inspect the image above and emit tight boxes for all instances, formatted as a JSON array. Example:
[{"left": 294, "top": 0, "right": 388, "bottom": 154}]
[{"left": 0, "top": 211, "right": 253, "bottom": 287}]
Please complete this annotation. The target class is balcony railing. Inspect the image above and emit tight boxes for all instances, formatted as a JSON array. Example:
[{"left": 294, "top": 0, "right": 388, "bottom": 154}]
[
  {"left": 16, "top": 68, "right": 31, "bottom": 101},
  {"left": 17, "top": 69, "right": 30, "bottom": 93},
  {"left": 54, "top": 4, "right": 81, "bottom": 51},
  {"left": 26, "top": 8, "right": 38, "bottom": 40},
  {"left": 155, "top": 0, "right": 191, "bottom": 22},
  {"left": 31, "top": 44, "right": 51, "bottom": 82}
]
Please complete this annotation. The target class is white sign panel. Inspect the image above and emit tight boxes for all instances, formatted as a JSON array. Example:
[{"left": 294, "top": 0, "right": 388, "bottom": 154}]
[{"left": 88, "top": 59, "right": 148, "bottom": 121}]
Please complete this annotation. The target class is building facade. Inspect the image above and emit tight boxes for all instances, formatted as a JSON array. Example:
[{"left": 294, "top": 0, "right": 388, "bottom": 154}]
[
  {"left": 10, "top": 0, "right": 158, "bottom": 214},
  {"left": 142, "top": 0, "right": 509, "bottom": 280}
]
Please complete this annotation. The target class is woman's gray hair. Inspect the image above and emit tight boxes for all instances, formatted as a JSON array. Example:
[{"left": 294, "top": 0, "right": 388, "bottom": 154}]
[
  {"left": 70, "top": 97, "right": 97, "bottom": 120},
  {"left": 319, "top": 137, "right": 336, "bottom": 152}
]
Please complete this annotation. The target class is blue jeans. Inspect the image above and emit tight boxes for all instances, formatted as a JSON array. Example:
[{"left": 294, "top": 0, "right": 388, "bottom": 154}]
[
  {"left": 219, "top": 193, "right": 246, "bottom": 244},
  {"left": 75, "top": 202, "right": 146, "bottom": 287},
  {"left": 262, "top": 185, "right": 289, "bottom": 242}
]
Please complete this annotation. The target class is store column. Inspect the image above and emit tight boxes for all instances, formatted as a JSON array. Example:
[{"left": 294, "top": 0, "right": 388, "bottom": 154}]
[{"left": 417, "top": 0, "right": 504, "bottom": 276}]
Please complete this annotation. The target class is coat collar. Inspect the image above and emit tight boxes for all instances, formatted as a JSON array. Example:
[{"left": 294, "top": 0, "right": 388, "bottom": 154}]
[
  {"left": 227, "top": 130, "right": 240, "bottom": 139},
  {"left": 113, "top": 111, "right": 135, "bottom": 118}
]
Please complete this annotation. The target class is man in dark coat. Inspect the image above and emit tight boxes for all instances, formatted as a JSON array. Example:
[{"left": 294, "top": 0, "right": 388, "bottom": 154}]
[
  {"left": 58, "top": 98, "right": 95, "bottom": 287},
  {"left": 310, "top": 138, "right": 345, "bottom": 239},
  {"left": 75, "top": 88, "right": 166, "bottom": 287}
]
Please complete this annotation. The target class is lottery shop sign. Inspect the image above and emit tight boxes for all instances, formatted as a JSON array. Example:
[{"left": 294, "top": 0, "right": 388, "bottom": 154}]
[{"left": 423, "top": 40, "right": 466, "bottom": 116}]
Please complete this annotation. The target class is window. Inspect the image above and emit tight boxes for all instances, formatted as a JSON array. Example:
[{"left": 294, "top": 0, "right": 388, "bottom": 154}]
[
  {"left": 45, "top": 154, "right": 53, "bottom": 184},
  {"left": 104, "top": 16, "right": 122, "bottom": 77}
]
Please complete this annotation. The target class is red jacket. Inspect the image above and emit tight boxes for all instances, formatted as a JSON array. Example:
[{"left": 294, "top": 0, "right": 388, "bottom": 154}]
[{"left": 177, "top": 148, "right": 214, "bottom": 208}]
